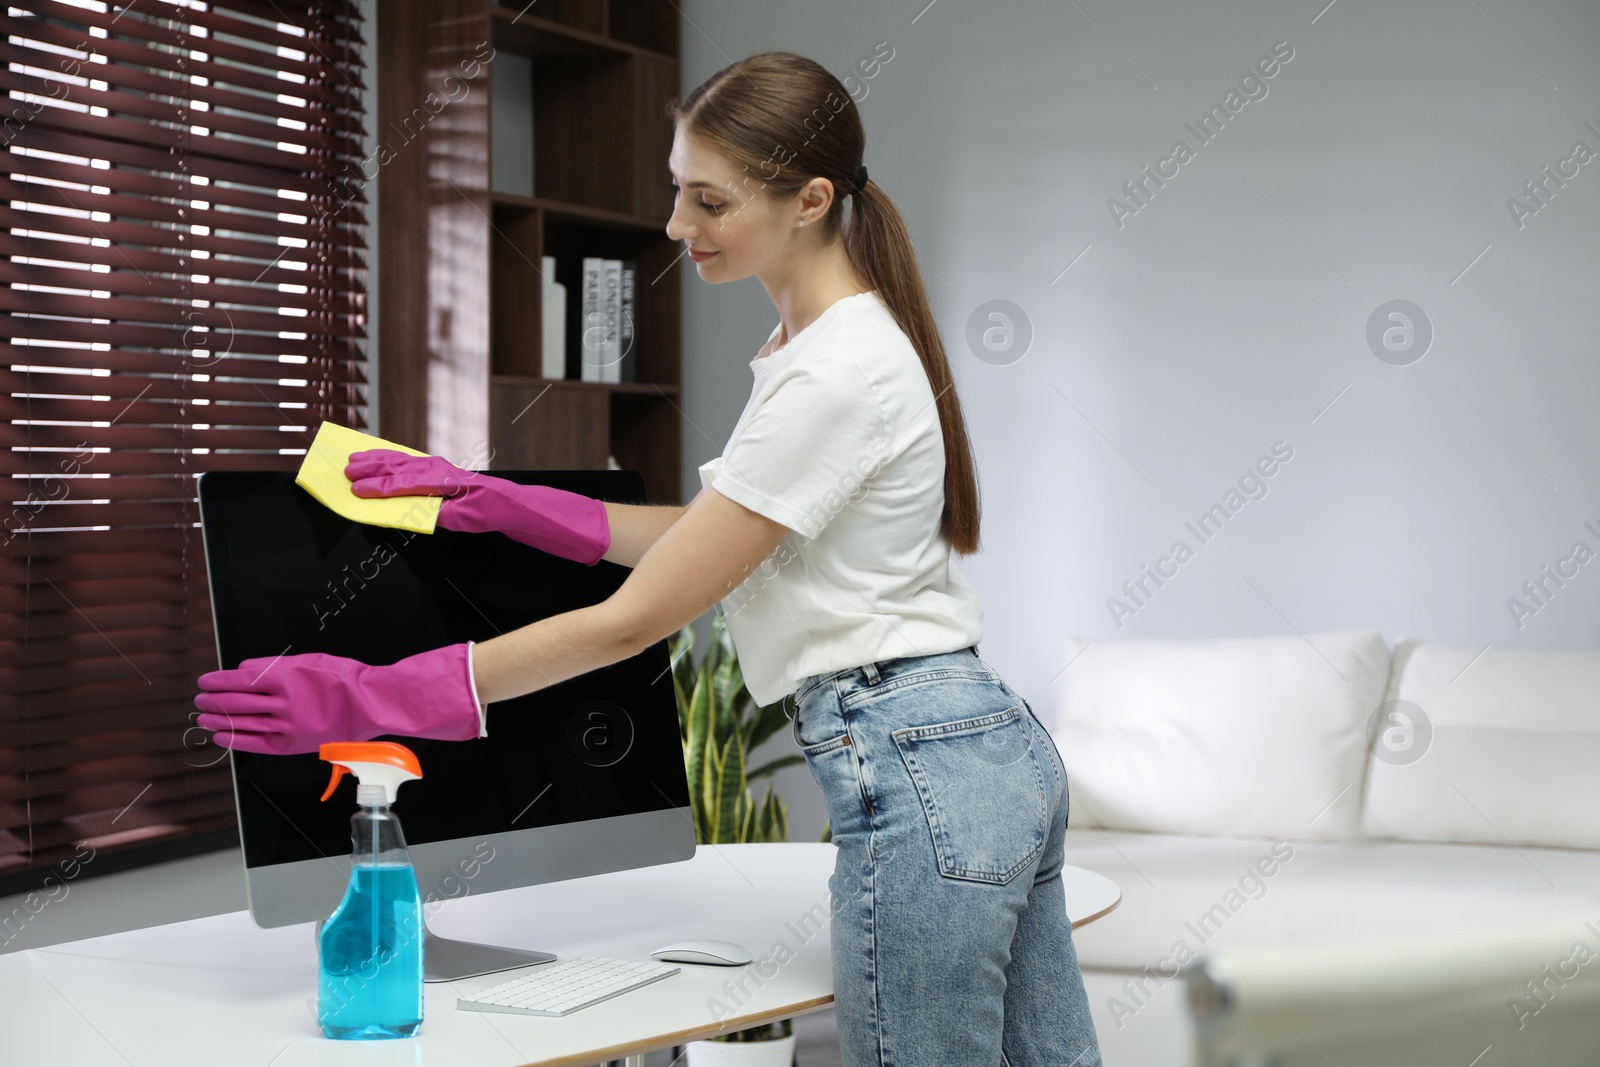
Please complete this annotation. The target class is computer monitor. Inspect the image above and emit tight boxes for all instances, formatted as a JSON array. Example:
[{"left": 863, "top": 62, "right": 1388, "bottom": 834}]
[{"left": 196, "top": 468, "right": 695, "bottom": 981}]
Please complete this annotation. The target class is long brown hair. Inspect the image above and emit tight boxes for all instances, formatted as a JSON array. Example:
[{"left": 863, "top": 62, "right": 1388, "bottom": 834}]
[{"left": 668, "top": 51, "right": 981, "bottom": 556}]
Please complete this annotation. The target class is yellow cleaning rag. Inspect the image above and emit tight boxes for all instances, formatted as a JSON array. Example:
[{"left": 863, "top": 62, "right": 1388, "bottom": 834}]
[{"left": 295, "top": 421, "right": 442, "bottom": 534}]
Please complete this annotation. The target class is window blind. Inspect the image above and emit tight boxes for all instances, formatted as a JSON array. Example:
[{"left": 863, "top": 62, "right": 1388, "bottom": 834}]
[{"left": 1, "top": 0, "right": 368, "bottom": 886}]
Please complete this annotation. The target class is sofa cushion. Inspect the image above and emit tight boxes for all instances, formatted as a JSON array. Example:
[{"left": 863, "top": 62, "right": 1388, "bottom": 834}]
[
  {"left": 1048, "top": 630, "right": 1389, "bottom": 841},
  {"left": 1063, "top": 829, "right": 1600, "bottom": 973},
  {"left": 1360, "top": 639, "right": 1600, "bottom": 851}
]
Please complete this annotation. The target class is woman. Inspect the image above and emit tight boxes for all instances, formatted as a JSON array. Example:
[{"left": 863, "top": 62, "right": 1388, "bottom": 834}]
[{"left": 195, "top": 50, "right": 1100, "bottom": 1067}]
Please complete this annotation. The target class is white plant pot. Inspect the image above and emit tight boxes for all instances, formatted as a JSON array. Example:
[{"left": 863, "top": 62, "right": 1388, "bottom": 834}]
[{"left": 684, "top": 1032, "right": 795, "bottom": 1067}]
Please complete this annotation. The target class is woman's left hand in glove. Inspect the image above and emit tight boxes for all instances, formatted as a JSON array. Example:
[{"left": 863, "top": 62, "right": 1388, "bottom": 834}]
[{"left": 342, "top": 449, "right": 612, "bottom": 566}]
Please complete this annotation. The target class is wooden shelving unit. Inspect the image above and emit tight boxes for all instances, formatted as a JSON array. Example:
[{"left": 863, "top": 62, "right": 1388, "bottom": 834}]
[{"left": 378, "top": 0, "right": 683, "bottom": 502}]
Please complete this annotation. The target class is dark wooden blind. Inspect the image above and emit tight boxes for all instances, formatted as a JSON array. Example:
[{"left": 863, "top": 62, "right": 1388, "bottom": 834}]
[{"left": 1, "top": 0, "right": 368, "bottom": 884}]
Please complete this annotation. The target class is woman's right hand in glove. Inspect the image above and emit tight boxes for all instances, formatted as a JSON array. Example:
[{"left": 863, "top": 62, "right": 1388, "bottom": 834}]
[{"left": 344, "top": 449, "right": 612, "bottom": 565}]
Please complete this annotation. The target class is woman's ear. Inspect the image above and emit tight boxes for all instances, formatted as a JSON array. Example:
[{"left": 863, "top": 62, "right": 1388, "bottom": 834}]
[{"left": 795, "top": 176, "right": 837, "bottom": 223}]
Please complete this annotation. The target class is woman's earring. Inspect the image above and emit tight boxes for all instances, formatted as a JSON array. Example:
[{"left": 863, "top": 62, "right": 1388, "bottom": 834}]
[{"left": 798, "top": 220, "right": 806, "bottom": 228}]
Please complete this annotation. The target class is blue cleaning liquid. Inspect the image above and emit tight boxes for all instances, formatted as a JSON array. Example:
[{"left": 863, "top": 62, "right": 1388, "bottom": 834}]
[{"left": 318, "top": 862, "right": 424, "bottom": 1039}]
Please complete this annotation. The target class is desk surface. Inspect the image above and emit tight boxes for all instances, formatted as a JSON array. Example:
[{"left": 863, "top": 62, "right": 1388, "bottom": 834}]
[{"left": 2, "top": 843, "right": 1119, "bottom": 1066}]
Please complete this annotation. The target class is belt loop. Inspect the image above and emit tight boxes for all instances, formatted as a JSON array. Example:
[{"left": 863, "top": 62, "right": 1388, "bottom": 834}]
[{"left": 862, "top": 660, "right": 881, "bottom": 685}]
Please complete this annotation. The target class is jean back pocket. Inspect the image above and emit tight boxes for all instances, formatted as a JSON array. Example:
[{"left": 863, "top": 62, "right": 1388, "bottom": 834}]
[{"left": 891, "top": 705, "right": 1048, "bottom": 885}]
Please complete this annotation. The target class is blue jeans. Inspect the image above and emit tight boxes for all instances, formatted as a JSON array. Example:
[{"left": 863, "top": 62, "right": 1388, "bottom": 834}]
[{"left": 790, "top": 645, "right": 1102, "bottom": 1066}]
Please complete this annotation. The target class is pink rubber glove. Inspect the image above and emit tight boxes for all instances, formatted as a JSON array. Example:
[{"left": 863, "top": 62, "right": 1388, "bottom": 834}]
[
  {"left": 193, "top": 642, "right": 484, "bottom": 756},
  {"left": 344, "top": 449, "right": 611, "bottom": 566}
]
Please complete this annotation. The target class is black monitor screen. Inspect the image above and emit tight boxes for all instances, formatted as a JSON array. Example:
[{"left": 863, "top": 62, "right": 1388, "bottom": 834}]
[{"left": 197, "top": 469, "right": 690, "bottom": 870}]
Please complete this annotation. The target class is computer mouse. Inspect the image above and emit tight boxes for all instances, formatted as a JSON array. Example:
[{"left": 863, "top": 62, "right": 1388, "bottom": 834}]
[{"left": 648, "top": 939, "right": 754, "bottom": 966}]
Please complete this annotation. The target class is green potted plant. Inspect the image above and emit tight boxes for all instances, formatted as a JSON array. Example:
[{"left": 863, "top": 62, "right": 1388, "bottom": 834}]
[{"left": 669, "top": 612, "right": 821, "bottom": 1065}]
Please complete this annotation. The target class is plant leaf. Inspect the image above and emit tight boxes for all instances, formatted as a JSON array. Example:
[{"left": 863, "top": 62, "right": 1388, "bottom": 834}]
[
  {"left": 745, "top": 693, "right": 791, "bottom": 755},
  {"left": 738, "top": 785, "right": 755, "bottom": 844},
  {"left": 755, "top": 790, "right": 767, "bottom": 843},
  {"left": 674, "top": 625, "right": 698, "bottom": 693},
  {"left": 686, "top": 670, "right": 713, "bottom": 843},
  {"left": 720, "top": 653, "right": 747, "bottom": 728},
  {"left": 672, "top": 611, "right": 797, "bottom": 847},
  {"left": 751, "top": 783, "right": 789, "bottom": 843},
  {"left": 711, "top": 725, "right": 745, "bottom": 844},
  {"left": 707, "top": 609, "right": 730, "bottom": 676},
  {"left": 746, "top": 753, "right": 805, "bottom": 781},
  {"left": 701, "top": 714, "right": 724, "bottom": 843},
  {"left": 769, "top": 788, "right": 789, "bottom": 844},
  {"left": 754, "top": 782, "right": 773, "bottom": 842},
  {"left": 712, "top": 654, "right": 741, "bottom": 744},
  {"left": 669, "top": 624, "right": 695, "bottom": 745}
]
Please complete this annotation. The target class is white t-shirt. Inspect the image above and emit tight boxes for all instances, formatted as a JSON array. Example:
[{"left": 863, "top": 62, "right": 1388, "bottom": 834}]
[{"left": 697, "top": 289, "right": 984, "bottom": 706}]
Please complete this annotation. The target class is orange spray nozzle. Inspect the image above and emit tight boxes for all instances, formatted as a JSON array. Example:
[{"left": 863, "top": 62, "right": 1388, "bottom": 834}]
[{"left": 319, "top": 741, "right": 423, "bottom": 805}]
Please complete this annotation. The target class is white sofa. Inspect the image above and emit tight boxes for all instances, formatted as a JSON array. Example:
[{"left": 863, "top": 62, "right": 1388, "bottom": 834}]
[{"left": 1044, "top": 630, "right": 1600, "bottom": 1066}]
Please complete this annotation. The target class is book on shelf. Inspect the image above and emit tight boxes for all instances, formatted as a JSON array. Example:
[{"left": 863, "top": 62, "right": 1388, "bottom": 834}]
[
  {"left": 540, "top": 255, "right": 565, "bottom": 379},
  {"left": 618, "top": 259, "right": 637, "bottom": 383},
  {"left": 569, "top": 256, "right": 638, "bottom": 383},
  {"left": 600, "top": 258, "right": 621, "bottom": 384},
  {"left": 575, "top": 257, "right": 603, "bottom": 382}
]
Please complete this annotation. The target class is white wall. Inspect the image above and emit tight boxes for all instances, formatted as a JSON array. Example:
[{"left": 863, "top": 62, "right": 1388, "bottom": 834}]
[{"left": 680, "top": 0, "right": 1600, "bottom": 841}]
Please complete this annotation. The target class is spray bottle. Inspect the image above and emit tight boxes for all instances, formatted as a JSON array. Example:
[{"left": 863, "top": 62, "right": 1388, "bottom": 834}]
[{"left": 316, "top": 741, "right": 425, "bottom": 1039}]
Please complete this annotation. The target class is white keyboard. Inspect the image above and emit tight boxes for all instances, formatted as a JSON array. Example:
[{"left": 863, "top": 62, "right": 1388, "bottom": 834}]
[{"left": 456, "top": 956, "right": 681, "bottom": 1017}]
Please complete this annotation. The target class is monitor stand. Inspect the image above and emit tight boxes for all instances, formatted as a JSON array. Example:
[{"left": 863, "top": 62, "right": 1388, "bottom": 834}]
[
  {"left": 421, "top": 927, "right": 556, "bottom": 982},
  {"left": 314, "top": 918, "right": 557, "bottom": 982}
]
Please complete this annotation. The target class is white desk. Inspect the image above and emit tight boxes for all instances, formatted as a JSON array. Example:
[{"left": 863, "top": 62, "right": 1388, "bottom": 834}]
[{"left": 1, "top": 843, "right": 1120, "bottom": 1066}]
